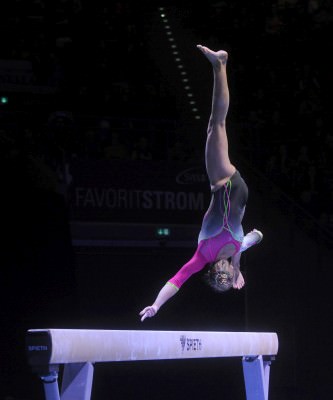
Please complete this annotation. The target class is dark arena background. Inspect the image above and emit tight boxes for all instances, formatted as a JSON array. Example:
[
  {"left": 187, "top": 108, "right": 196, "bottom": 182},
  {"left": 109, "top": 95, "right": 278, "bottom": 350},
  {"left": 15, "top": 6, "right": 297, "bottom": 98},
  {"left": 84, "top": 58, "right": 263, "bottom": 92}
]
[{"left": 1, "top": 1, "right": 333, "bottom": 399}]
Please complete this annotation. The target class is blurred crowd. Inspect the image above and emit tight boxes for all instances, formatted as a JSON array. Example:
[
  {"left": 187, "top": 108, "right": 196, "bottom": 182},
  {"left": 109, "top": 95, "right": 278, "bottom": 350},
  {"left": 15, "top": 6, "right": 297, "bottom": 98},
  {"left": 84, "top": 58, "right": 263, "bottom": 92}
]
[{"left": 0, "top": 0, "right": 333, "bottom": 229}]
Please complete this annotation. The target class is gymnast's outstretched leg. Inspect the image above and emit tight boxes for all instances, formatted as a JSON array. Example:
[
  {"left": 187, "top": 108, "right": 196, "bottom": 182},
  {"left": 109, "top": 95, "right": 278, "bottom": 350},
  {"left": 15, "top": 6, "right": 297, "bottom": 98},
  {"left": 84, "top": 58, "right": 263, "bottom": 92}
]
[{"left": 197, "top": 45, "right": 236, "bottom": 191}]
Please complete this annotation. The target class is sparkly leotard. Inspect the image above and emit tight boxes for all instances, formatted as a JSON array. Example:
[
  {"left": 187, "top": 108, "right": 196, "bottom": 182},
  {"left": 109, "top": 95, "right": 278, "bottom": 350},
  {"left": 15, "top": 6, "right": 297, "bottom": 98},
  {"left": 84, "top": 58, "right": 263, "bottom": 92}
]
[{"left": 168, "top": 171, "right": 248, "bottom": 289}]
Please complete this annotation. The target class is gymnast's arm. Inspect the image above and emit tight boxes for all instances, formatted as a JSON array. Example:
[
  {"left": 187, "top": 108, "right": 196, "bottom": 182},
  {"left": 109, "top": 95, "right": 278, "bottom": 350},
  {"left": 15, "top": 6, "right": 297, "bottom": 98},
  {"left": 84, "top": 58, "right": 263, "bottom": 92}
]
[
  {"left": 231, "top": 251, "right": 241, "bottom": 276},
  {"left": 231, "top": 250, "right": 246, "bottom": 289},
  {"left": 230, "top": 228, "right": 264, "bottom": 289},
  {"left": 139, "top": 247, "right": 208, "bottom": 321}
]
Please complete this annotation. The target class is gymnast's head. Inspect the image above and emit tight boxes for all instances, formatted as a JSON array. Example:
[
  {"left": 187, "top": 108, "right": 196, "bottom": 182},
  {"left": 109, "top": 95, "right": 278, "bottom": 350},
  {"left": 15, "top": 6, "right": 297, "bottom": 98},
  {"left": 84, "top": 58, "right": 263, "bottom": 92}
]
[{"left": 205, "top": 259, "right": 234, "bottom": 292}]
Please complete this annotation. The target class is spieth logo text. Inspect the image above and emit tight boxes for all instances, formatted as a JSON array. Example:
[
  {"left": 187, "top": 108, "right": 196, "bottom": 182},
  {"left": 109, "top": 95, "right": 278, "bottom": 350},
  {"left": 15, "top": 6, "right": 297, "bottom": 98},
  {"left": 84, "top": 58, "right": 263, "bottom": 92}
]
[
  {"left": 28, "top": 345, "right": 48, "bottom": 351},
  {"left": 180, "top": 335, "right": 202, "bottom": 352}
]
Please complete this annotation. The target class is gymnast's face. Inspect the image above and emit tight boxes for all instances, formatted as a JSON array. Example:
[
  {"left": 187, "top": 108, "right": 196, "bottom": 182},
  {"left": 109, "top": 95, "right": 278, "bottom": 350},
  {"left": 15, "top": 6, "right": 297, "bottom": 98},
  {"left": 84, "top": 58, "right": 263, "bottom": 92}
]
[{"left": 207, "top": 259, "right": 234, "bottom": 292}]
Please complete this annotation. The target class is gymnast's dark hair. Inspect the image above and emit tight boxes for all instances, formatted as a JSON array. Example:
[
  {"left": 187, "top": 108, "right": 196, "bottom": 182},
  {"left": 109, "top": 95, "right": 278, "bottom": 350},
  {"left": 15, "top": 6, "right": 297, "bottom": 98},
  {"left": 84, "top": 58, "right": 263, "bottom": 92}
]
[{"left": 204, "top": 259, "right": 234, "bottom": 292}]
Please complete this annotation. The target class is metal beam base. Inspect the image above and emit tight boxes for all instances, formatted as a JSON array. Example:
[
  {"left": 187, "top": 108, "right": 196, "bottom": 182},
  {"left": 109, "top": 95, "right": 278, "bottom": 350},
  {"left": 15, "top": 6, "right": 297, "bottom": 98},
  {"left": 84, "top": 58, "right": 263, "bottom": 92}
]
[
  {"left": 242, "top": 355, "right": 274, "bottom": 400},
  {"left": 40, "top": 363, "right": 94, "bottom": 400}
]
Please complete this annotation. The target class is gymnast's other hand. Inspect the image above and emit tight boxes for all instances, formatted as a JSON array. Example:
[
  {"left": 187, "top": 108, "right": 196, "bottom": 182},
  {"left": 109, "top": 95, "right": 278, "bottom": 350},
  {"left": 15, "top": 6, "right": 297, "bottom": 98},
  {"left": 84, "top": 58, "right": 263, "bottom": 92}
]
[{"left": 139, "top": 305, "right": 159, "bottom": 322}]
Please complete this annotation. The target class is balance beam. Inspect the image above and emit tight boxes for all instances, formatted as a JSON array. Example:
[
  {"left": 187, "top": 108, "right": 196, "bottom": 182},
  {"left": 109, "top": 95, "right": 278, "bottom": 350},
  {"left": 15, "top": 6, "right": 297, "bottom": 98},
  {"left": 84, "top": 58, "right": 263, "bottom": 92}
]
[{"left": 26, "top": 329, "right": 278, "bottom": 400}]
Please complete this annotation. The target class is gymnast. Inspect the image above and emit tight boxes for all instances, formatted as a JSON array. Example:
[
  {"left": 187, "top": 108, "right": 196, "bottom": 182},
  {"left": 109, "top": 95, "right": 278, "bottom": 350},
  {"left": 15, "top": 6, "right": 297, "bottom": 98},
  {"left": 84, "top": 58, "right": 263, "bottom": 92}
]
[{"left": 139, "top": 44, "right": 263, "bottom": 322}]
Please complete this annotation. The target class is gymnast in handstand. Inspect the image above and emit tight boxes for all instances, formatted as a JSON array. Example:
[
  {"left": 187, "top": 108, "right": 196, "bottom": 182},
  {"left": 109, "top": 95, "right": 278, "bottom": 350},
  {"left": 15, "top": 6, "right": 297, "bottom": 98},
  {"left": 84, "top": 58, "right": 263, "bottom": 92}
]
[{"left": 139, "top": 45, "right": 263, "bottom": 322}]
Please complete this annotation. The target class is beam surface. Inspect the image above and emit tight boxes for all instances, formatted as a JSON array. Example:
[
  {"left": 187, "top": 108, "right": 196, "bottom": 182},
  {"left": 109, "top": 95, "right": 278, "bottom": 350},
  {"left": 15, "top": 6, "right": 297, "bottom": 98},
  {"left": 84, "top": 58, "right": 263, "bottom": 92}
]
[{"left": 26, "top": 329, "right": 278, "bottom": 366}]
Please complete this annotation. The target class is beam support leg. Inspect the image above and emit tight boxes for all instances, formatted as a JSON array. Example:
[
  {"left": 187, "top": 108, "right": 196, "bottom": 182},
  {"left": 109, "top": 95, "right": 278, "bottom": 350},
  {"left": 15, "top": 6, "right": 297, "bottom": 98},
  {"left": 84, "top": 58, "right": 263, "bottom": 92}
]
[
  {"left": 60, "top": 362, "right": 94, "bottom": 400},
  {"left": 242, "top": 355, "right": 273, "bottom": 400},
  {"left": 40, "top": 370, "right": 60, "bottom": 400}
]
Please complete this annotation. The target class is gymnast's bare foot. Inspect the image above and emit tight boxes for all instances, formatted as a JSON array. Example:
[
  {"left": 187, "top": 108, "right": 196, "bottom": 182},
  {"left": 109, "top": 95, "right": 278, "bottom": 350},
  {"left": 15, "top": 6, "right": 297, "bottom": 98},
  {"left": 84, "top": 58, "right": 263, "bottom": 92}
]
[
  {"left": 233, "top": 271, "right": 245, "bottom": 290},
  {"left": 197, "top": 44, "right": 228, "bottom": 66}
]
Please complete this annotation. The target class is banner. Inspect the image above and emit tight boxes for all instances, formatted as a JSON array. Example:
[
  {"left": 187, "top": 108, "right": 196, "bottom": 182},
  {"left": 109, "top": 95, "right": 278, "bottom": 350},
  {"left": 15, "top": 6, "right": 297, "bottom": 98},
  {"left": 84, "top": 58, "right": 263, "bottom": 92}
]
[
  {"left": 0, "top": 59, "right": 56, "bottom": 93},
  {"left": 0, "top": 59, "right": 33, "bottom": 85},
  {"left": 69, "top": 160, "right": 211, "bottom": 224}
]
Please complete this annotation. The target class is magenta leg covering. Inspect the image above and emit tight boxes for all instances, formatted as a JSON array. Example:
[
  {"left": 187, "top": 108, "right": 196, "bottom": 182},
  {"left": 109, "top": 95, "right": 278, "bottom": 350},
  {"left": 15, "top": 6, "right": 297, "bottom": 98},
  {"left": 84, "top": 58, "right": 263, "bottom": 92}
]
[{"left": 168, "top": 242, "right": 209, "bottom": 289}]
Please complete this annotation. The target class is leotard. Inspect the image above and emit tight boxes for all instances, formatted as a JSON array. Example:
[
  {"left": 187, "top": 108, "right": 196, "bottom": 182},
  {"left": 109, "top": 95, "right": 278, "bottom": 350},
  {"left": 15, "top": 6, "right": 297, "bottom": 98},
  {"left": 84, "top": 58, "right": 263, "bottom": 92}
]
[{"left": 168, "top": 170, "right": 248, "bottom": 289}]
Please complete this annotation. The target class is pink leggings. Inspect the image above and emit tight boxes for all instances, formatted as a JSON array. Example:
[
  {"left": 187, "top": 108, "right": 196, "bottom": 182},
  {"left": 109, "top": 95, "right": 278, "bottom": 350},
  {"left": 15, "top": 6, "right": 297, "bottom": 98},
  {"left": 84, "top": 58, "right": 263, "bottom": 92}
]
[{"left": 168, "top": 230, "right": 241, "bottom": 289}]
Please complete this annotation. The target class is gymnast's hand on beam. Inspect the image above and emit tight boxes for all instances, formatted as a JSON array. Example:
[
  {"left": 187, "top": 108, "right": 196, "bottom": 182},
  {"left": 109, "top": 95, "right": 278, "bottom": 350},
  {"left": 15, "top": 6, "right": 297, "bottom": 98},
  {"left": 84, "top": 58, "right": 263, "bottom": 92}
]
[{"left": 139, "top": 305, "right": 158, "bottom": 322}]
